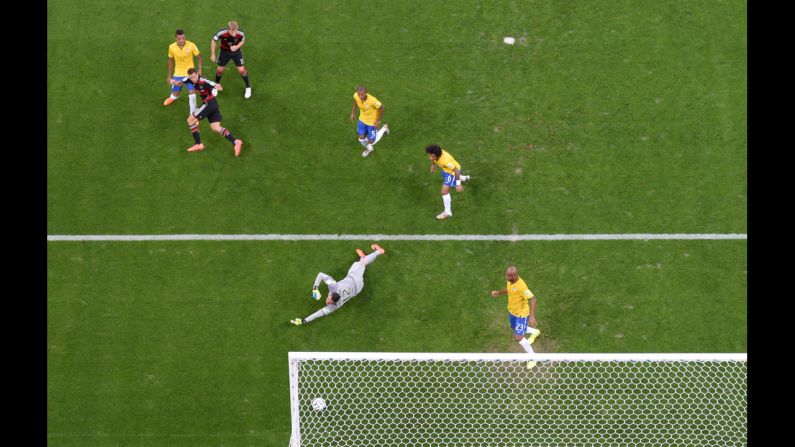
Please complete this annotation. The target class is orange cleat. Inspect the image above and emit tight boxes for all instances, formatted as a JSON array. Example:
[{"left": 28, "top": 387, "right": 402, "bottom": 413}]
[
  {"left": 187, "top": 144, "right": 205, "bottom": 152},
  {"left": 356, "top": 248, "right": 366, "bottom": 259},
  {"left": 371, "top": 244, "right": 385, "bottom": 254},
  {"left": 163, "top": 97, "right": 176, "bottom": 106},
  {"left": 234, "top": 139, "right": 243, "bottom": 158}
]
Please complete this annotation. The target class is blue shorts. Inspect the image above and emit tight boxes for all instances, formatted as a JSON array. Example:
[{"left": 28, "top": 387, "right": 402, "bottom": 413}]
[
  {"left": 171, "top": 76, "right": 196, "bottom": 93},
  {"left": 357, "top": 120, "right": 378, "bottom": 141},
  {"left": 509, "top": 314, "right": 529, "bottom": 336},
  {"left": 440, "top": 171, "right": 457, "bottom": 187}
]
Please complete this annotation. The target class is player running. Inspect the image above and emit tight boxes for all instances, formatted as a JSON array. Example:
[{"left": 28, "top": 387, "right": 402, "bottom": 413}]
[
  {"left": 350, "top": 85, "right": 389, "bottom": 157},
  {"left": 490, "top": 266, "right": 542, "bottom": 369},
  {"left": 170, "top": 68, "right": 243, "bottom": 157},
  {"left": 291, "top": 244, "right": 386, "bottom": 326},
  {"left": 426, "top": 144, "right": 471, "bottom": 220},
  {"left": 164, "top": 29, "right": 203, "bottom": 113}
]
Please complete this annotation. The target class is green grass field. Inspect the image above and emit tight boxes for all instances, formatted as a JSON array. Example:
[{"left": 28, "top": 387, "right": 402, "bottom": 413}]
[{"left": 47, "top": 0, "right": 746, "bottom": 445}]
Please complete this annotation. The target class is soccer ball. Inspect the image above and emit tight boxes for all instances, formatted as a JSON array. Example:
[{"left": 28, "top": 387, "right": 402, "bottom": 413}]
[{"left": 311, "top": 397, "right": 327, "bottom": 412}]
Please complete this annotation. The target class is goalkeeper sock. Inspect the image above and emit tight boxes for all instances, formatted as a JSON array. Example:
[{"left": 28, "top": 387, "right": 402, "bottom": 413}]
[
  {"left": 518, "top": 338, "right": 535, "bottom": 354},
  {"left": 362, "top": 251, "right": 380, "bottom": 265}
]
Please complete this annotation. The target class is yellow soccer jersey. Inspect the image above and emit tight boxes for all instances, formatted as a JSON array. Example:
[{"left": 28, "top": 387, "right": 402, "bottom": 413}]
[
  {"left": 353, "top": 92, "right": 382, "bottom": 126},
  {"left": 435, "top": 150, "right": 461, "bottom": 175},
  {"left": 168, "top": 40, "right": 200, "bottom": 77},
  {"left": 506, "top": 277, "right": 534, "bottom": 317}
]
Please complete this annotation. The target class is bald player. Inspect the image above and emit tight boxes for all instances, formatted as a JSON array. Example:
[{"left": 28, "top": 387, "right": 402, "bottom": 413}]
[
  {"left": 291, "top": 244, "right": 386, "bottom": 326},
  {"left": 491, "top": 266, "right": 542, "bottom": 368}
]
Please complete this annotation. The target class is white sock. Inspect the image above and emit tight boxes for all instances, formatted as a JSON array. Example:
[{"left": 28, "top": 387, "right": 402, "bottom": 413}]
[
  {"left": 526, "top": 327, "right": 540, "bottom": 336},
  {"left": 442, "top": 193, "right": 452, "bottom": 215},
  {"left": 461, "top": 175, "right": 470, "bottom": 182},
  {"left": 188, "top": 94, "right": 197, "bottom": 114},
  {"left": 169, "top": 94, "right": 178, "bottom": 100},
  {"left": 518, "top": 338, "right": 535, "bottom": 354},
  {"left": 358, "top": 138, "right": 369, "bottom": 148},
  {"left": 374, "top": 126, "right": 387, "bottom": 144},
  {"left": 366, "top": 143, "right": 374, "bottom": 152}
]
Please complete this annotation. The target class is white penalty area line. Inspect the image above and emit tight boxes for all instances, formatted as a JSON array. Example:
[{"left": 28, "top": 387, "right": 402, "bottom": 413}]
[{"left": 47, "top": 233, "right": 747, "bottom": 242}]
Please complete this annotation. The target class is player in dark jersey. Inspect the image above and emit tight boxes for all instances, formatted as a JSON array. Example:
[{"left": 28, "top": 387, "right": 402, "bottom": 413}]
[
  {"left": 210, "top": 21, "right": 251, "bottom": 99},
  {"left": 169, "top": 68, "right": 244, "bottom": 157}
]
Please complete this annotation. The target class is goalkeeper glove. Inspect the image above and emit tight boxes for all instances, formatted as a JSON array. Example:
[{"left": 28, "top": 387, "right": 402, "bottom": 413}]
[{"left": 312, "top": 286, "right": 321, "bottom": 300}]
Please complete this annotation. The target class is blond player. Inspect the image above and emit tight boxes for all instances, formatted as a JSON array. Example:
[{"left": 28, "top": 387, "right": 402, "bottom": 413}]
[
  {"left": 425, "top": 144, "right": 471, "bottom": 220},
  {"left": 491, "top": 266, "right": 542, "bottom": 369},
  {"left": 350, "top": 85, "right": 390, "bottom": 157},
  {"left": 164, "top": 29, "right": 203, "bottom": 113}
]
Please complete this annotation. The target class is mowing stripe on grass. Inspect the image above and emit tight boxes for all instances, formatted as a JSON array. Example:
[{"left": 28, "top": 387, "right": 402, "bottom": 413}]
[{"left": 47, "top": 233, "right": 747, "bottom": 241}]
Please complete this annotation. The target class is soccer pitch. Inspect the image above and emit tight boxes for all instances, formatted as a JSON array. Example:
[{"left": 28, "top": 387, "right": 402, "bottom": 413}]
[{"left": 47, "top": 1, "right": 746, "bottom": 445}]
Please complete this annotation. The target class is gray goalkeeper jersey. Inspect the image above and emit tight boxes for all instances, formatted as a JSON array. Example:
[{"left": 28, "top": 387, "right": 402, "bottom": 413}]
[{"left": 314, "top": 266, "right": 364, "bottom": 307}]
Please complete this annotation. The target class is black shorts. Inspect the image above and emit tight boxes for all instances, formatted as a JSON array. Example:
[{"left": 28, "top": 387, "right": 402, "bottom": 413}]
[
  {"left": 193, "top": 99, "right": 222, "bottom": 123},
  {"left": 217, "top": 49, "right": 244, "bottom": 67}
]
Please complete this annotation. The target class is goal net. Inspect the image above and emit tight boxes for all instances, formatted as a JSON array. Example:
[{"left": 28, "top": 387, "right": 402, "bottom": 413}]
[{"left": 288, "top": 352, "right": 746, "bottom": 446}]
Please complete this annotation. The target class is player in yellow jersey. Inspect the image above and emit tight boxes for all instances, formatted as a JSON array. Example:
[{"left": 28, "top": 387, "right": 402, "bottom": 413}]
[
  {"left": 164, "top": 29, "right": 203, "bottom": 113},
  {"left": 350, "top": 85, "right": 390, "bottom": 157},
  {"left": 491, "top": 266, "right": 542, "bottom": 369},
  {"left": 425, "top": 144, "right": 471, "bottom": 220}
]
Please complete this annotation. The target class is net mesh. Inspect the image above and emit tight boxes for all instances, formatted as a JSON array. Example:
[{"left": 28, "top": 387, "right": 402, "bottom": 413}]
[{"left": 291, "top": 357, "right": 746, "bottom": 446}]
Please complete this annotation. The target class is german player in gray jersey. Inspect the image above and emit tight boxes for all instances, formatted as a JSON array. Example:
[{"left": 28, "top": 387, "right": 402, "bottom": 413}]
[{"left": 291, "top": 244, "right": 385, "bottom": 326}]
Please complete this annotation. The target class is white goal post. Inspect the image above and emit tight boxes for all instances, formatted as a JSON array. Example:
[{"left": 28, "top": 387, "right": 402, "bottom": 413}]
[{"left": 288, "top": 352, "right": 747, "bottom": 446}]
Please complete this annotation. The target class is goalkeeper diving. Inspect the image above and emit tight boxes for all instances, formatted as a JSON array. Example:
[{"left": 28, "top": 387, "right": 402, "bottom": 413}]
[{"left": 291, "top": 244, "right": 385, "bottom": 326}]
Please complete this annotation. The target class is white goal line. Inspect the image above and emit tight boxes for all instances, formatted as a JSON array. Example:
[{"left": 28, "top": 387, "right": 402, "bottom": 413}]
[
  {"left": 47, "top": 233, "right": 747, "bottom": 242},
  {"left": 289, "top": 352, "right": 747, "bottom": 362}
]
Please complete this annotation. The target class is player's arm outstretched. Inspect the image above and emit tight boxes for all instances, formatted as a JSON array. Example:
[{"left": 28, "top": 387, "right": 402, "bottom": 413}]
[{"left": 291, "top": 272, "right": 338, "bottom": 326}]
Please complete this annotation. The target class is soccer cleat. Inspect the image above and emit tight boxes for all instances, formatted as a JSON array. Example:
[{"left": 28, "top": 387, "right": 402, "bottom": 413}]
[
  {"left": 527, "top": 361, "right": 537, "bottom": 369},
  {"left": 371, "top": 244, "right": 385, "bottom": 254},
  {"left": 436, "top": 211, "right": 451, "bottom": 220},
  {"left": 356, "top": 248, "right": 366, "bottom": 259},
  {"left": 244, "top": 87, "right": 252, "bottom": 99},
  {"left": 163, "top": 97, "right": 176, "bottom": 106},
  {"left": 528, "top": 330, "right": 541, "bottom": 344},
  {"left": 290, "top": 318, "right": 304, "bottom": 326},
  {"left": 187, "top": 143, "right": 205, "bottom": 152},
  {"left": 381, "top": 123, "right": 390, "bottom": 134},
  {"left": 234, "top": 139, "right": 243, "bottom": 158},
  {"left": 361, "top": 148, "right": 373, "bottom": 157},
  {"left": 461, "top": 174, "right": 471, "bottom": 182}
]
